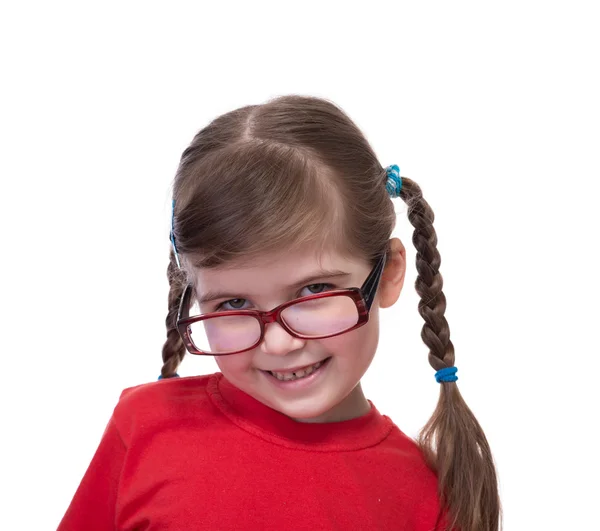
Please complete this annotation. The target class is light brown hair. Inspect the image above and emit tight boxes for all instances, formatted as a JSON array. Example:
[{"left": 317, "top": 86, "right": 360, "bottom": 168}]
[{"left": 162, "top": 95, "right": 502, "bottom": 531}]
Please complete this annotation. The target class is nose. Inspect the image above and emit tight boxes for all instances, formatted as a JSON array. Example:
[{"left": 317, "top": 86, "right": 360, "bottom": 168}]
[{"left": 260, "top": 321, "right": 305, "bottom": 356}]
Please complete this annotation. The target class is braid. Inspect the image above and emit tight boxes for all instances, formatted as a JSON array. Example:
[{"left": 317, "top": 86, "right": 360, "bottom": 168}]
[
  {"left": 160, "top": 249, "right": 187, "bottom": 379},
  {"left": 402, "top": 178, "right": 455, "bottom": 374},
  {"left": 400, "top": 177, "right": 501, "bottom": 531}
]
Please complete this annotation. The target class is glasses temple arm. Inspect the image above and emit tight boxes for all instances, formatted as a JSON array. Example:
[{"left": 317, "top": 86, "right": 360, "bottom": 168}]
[
  {"left": 362, "top": 252, "right": 387, "bottom": 311},
  {"left": 177, "top": 284, "right": 193, "bottom": 322}
]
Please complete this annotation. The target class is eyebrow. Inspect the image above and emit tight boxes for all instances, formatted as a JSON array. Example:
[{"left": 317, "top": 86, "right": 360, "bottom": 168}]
[{"left": 197, "top": 270, "right": 352, "bottom": 305}]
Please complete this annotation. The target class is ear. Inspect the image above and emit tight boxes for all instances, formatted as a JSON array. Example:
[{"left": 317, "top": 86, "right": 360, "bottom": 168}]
[{"left": 378, "top": 238, "right": 406, "bottom": 309}]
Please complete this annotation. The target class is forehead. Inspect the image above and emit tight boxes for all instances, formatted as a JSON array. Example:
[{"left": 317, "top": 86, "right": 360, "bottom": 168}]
[{"left": 192, "top": 247, "right": 364, "bottom": 297}]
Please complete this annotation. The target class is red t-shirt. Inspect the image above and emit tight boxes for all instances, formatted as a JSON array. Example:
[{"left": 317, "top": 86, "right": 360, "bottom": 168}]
[{"left": 58, "top": 372, "right": 450, "bottom": 530}]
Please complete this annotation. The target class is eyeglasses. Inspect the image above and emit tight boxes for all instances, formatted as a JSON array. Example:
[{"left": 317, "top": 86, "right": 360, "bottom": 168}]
[{"left": 176, "top": 252, "right": 387, "bottom": 356}]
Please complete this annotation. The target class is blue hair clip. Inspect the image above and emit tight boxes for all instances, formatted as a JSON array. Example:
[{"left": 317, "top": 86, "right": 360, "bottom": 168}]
[
  {"left": 435, "top": 366, "right": 458, "bottom": 383},
  {"left": 385, "top": 164, "right": 402, "bottom": 198},
  {"left": 170, "top": 198, "right": 181, "bottom": 269}
]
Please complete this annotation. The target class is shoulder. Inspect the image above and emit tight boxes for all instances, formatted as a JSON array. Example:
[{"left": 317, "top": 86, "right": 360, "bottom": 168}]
[
  {"left": 383, "top": 421, "right": 442, "bottom": 494},
  {"left": 381, "top": 424, "right": 450, "bottom": 528},
  {"left": 393, "top": 428, "right": 452, "bottom": 528},
  {"left": 385, "top": 423, "right": 438, "bottom": 472},
  {"left": 111, "top": 372, "right": 217, "bottom": 445},
  {"left": 117, "top": 372, "right": 213, "bottom": 405}
]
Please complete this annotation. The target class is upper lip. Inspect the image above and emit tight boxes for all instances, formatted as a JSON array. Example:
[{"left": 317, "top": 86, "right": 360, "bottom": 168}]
[{"left": 264, "top": 358, "right": 329, "bottom": 373}]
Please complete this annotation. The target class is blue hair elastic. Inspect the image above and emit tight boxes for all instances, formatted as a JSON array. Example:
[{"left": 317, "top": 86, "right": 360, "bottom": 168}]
[
  {"left": 435, "top": 366, "right": 458, "bottom": 383},
  {"left": 170, "top": 198, "right": 182, "bottom": 269},
  {"left": 158, "top": 373, "right": 180, "bottom": 380},
  {"left": 386, "top": 164, "right": 402, "bottom": 198}
]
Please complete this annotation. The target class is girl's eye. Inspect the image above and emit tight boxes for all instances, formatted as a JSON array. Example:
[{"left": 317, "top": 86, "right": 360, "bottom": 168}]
[
  {"left": 305, "top": 283, "right": 331, "bottom": 295},
  {"left": 217, "top": 298, "right": 247, "bottom": 311},
  {"left": 215, "top": 283, "right": 334, "bottom": 312}
]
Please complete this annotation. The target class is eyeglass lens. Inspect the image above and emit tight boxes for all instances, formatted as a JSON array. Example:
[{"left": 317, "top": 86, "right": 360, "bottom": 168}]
[{"left": 187, "top": 294, "right": 360, "bottom": 355}]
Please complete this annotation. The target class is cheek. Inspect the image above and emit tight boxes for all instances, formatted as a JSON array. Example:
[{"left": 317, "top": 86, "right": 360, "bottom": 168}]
[
  {"left": 215, "top": 352, "right": 254, "bottom": 373},
  {"left": 321, "top": 314, "right": 380, "bottom": 357}
]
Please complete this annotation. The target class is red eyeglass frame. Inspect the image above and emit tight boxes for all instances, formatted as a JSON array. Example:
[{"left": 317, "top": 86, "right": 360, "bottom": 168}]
[{"left": 176, "top": 251, "right": 388, "bottom": 356}]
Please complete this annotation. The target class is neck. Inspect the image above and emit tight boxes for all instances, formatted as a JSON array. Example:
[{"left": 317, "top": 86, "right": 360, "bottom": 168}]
[{"left": 290, "top": 382, "right": 371, "bottom": 423}]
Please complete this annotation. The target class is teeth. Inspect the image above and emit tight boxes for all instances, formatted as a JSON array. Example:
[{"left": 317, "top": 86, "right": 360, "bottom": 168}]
[{"left": 271, "top": 360, "right": 325, "bottom": 381}]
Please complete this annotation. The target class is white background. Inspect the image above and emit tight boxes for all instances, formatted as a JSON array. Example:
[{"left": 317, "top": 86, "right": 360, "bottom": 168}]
[{"left": 1, "top": 1, "right": 598, "bottom": 529}]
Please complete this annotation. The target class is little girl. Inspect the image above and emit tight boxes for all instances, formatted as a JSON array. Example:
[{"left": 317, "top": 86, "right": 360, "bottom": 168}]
[{"left": 58, "top": 95, "right": 501, "bottom": 531}]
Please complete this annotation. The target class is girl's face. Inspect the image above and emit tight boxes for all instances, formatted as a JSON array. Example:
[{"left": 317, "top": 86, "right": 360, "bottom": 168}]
[{"left": 192, "top": 244, "right": 401, "bottom": 423}]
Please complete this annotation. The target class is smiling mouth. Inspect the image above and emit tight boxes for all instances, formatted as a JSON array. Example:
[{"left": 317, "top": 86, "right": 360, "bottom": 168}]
[
  {"left": 259, "top": 356, "right": 333, "bottom": 376},
  {"left": 263, "top": 357, "right": 331, "bottom": 374}
]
